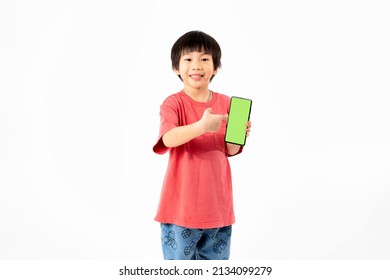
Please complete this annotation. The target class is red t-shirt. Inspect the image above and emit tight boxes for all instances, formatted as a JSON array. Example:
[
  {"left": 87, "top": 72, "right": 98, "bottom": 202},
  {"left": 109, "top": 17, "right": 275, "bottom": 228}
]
[{"left": 153, "top": 91, "right": 241, "bottom": 229}]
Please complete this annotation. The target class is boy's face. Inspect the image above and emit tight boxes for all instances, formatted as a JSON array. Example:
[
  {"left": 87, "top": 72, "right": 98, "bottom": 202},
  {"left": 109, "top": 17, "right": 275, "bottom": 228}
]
[{"left": 174, "top": 51, "right": 217, "bottom": 91}]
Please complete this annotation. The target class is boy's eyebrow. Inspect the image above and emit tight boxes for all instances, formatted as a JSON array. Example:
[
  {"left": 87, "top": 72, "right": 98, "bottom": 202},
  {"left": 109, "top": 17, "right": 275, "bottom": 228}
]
[{"left": 181, "top": 51, "right": 212, "bottom": 56}]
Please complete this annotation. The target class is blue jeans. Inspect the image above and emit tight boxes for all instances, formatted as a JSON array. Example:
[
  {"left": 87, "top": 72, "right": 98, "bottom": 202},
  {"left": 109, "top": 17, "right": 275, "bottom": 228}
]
[{"left": 161, "top": 223, "right": 232, "bottom": 260}]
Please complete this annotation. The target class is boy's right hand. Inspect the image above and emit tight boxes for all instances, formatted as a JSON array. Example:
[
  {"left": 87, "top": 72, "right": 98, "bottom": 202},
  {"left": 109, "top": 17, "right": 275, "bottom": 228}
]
[{"left": 200, "top": 108, "right": 228, "bottom": 133}]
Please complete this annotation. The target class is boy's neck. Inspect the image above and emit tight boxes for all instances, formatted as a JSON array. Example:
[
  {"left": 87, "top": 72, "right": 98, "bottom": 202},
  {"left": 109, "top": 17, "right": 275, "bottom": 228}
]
[{"left": 182, "top": 87, "right": 212, "bottom": 103}]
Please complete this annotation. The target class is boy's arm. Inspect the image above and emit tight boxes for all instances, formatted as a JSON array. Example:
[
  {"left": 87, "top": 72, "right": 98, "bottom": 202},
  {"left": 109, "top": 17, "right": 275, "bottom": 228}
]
[
  {"left": 163, "top": 108, "right": 227, "bottom": 148},
  {"left": 226, "top": 143, "right": 241, "bottom": 156},
  {"left": 162, "top": 121, "right": 205, "bottom": 148}
]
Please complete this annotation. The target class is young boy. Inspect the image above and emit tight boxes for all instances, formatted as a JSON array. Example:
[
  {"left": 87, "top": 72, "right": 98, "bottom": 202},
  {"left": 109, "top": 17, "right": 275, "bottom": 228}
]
[{"left": 153, "top": 30, "right": 251, "bottom": 260}]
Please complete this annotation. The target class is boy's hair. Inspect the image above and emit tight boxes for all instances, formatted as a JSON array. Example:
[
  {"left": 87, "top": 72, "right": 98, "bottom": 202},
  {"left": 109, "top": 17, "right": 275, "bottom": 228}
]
[{"left": 171, "top": 31, "right": 222, "bottom": 81}]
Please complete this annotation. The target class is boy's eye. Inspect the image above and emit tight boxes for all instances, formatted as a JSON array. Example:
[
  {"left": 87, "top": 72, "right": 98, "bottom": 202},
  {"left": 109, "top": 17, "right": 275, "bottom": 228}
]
[
  {"left": 184, "top": 58, "right": 191, "bottom": 61},
  {"left": 201, "top": 58, "right": 209, "bottom": 61}
]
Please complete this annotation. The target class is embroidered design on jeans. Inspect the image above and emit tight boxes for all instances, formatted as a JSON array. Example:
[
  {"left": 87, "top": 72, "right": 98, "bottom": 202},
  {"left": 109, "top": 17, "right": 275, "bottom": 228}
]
[
  {"left": 184, "top": 241, "right": 195, "bottom": 255},
  {"left": 181, "top": 229, "right": 192, "bottom": 239},
  {"left": 213, "top": 239, "right": 227, "bottom": 254},
  {"left": 163, "top": 230, "right": 177, "bottom": 250}
]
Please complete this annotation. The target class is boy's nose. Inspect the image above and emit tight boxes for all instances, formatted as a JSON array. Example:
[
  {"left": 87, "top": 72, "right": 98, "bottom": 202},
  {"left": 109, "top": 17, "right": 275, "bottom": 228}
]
[{"left": 192, "top": 61, "right": 202, "bottom": 70}]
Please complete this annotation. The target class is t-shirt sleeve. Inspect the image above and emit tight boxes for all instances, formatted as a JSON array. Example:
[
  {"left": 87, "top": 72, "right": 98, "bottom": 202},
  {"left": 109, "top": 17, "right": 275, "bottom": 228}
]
[{"left": 153, "top": 98, "right": 179, "bottom": 154}]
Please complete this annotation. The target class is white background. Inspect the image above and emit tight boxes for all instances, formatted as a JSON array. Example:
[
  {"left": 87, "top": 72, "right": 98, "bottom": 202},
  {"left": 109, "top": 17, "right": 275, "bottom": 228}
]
[{"left": 1, "top": 0, "right": 389, "bottom": 260}]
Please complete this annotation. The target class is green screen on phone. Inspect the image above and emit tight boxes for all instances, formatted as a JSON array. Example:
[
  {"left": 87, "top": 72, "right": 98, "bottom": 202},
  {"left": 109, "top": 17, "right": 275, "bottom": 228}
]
[{"left": 225, "top": 96, "right": 252, "bottom": 146}]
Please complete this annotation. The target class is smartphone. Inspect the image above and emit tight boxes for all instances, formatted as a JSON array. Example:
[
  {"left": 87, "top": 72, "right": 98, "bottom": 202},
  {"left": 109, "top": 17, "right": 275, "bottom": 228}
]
[{"left": 225, "top": 96, "right": 252, "bottom": 146}]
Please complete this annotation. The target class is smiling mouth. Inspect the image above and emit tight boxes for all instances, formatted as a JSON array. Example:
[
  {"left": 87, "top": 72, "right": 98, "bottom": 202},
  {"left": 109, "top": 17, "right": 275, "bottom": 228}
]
[{"left": 190, "top": 74, "right": 204, "bottom": 79}]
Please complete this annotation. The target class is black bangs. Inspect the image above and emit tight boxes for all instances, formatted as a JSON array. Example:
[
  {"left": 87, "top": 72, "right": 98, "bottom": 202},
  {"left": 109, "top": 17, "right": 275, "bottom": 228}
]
[
  {"left": 171, "top": 31, "right": 222, "bottom": 71},
  {"left": 180, "top": 31, "right": 213, "bottom": 54}
]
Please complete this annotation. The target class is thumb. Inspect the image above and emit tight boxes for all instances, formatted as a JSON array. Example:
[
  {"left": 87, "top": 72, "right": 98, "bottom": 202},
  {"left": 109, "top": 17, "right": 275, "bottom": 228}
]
[{"left": 223, "top": 113, "right": 228, "bottom": 121}]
